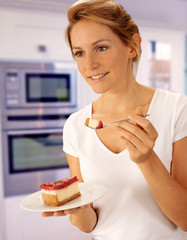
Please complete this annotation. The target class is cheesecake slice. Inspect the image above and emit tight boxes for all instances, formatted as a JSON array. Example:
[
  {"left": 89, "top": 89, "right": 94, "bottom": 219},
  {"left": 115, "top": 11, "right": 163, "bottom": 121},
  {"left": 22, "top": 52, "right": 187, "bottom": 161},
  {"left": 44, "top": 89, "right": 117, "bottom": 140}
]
[
  {"left": 40, "top": 176, "right": 81, "bottom": 207},
  {"left": 85, "top": 118, "right": 103, "bottom": 129}
]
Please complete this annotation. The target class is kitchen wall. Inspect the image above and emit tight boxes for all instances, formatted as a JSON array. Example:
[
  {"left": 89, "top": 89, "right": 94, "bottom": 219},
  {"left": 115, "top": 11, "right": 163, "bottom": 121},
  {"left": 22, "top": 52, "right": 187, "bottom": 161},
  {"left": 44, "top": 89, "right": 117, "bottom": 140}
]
[
  {"left": 0, "top": 3, "right": 186, "bottom": 240},
  {"left": 0, "top": 6, "right": 98, "bottom": 107},
  {"left": 0, "top": 6, "right": 94, "bottom": 240},
  {"left": 0, "top": 117, "right": 6, "bottom": 240},
  {"left": 0, "top": 7, "right": 71, "bottom": 60},
  {"left": 137, "top": 25, "right": 185, "bottom": 93},
  {"left": 4, "top": 195, "right": 90, "bottom": 240},
  {"left": 185, "top": 36, "right": 187, "bottom": 94}
]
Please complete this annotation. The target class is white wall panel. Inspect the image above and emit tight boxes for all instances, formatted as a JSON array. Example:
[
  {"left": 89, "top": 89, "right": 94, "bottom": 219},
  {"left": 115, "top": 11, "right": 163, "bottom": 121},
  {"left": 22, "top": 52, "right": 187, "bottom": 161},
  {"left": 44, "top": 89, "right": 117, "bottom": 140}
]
[
  {"left": 0, "top": 8, "right": 72, "bottom": 61},
  {"left": 137, "top": 26, "right": 185, "bottom": 93}
]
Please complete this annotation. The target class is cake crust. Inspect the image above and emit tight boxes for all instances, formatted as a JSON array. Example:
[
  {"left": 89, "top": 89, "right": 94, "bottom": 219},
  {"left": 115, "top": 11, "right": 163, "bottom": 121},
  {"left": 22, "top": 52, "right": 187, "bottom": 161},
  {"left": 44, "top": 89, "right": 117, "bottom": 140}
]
[{"left": 41, "top": 192, "right": 81, "bottom": 207}]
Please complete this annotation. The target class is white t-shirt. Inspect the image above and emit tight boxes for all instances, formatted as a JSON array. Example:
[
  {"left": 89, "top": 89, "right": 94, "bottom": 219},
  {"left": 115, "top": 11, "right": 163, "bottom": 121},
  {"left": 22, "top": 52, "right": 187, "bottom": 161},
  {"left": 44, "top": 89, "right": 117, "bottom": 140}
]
[{"left": 63, "top": 89, "right": 187, "bottom": 240}]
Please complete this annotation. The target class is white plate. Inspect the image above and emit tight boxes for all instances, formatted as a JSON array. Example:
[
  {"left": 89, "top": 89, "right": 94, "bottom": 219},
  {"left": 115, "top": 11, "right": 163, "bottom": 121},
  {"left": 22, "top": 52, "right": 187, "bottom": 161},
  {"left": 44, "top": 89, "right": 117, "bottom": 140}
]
[{"left": 19, "top": 183, "right": 106, "bottom": 212}]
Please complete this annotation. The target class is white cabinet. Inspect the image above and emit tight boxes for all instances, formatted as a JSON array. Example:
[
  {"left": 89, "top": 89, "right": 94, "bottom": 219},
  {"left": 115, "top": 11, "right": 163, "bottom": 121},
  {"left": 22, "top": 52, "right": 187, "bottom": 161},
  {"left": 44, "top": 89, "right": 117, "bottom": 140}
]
[
  {"left": 4, "top": 195, "right": 91, "bottom": 240},
  {"left": 0, "top": 8, "right": 72, "bottom": 61},
  {"left": 137, "top": 26, "right": 185, "bottom": 93},
  {"left": 0, "top": 117, "right": 6, "bottom": 240}
]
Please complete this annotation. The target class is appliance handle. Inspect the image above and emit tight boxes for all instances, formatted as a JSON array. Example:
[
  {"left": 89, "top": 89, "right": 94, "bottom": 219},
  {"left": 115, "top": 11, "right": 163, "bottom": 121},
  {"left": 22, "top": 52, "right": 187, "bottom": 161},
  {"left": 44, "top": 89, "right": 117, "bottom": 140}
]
[{"left": 6, "top": 128, "right": 62, "bottom": 135}]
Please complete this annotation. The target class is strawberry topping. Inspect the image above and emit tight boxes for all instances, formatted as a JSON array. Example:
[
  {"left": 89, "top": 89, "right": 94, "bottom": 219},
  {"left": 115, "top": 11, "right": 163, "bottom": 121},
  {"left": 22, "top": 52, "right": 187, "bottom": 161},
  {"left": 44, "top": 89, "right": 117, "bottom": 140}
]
[
  {"left": 40, "top": 176, "right": 79, "bottom": 190},
  {"left": 96, "top": 121, "right": 103, "bottom": 129}
]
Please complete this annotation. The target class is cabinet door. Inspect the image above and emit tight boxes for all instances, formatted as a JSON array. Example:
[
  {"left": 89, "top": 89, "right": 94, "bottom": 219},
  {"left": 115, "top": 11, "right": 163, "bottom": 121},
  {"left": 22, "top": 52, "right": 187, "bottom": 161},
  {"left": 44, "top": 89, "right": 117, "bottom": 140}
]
[
  {"left": 1, "top": 9, "right": 72, "bottom": 60},
  {"left": 5, "top": 196, "right": 91, "bottom": 240},
  {"left": 137, "top": 26, "right": 185, "bottom": 93}
]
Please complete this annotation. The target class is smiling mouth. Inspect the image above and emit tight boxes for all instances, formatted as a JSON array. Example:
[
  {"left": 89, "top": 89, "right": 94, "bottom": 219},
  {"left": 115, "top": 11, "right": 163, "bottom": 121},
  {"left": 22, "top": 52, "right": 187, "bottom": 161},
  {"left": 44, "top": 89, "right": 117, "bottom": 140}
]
[{"left": 89, "top": 72, "right": 109, "bottom": 80}]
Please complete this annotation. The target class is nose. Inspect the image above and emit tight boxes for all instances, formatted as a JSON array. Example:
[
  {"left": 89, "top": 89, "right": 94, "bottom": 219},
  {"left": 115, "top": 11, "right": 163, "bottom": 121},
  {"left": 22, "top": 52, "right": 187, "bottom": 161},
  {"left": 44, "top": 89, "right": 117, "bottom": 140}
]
[{"left": 84, "top": 53, "right": 99, "bottom": 71}]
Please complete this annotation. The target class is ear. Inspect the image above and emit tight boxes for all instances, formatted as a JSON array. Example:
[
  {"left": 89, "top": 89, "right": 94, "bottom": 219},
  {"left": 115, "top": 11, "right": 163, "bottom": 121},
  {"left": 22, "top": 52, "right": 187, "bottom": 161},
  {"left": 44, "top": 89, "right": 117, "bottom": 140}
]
[
  {"left": 129, "top": 34, "right": 142, "bottom": 59},
  {"left": 132, "top": 34, "right": 142, "bottom": 45}
]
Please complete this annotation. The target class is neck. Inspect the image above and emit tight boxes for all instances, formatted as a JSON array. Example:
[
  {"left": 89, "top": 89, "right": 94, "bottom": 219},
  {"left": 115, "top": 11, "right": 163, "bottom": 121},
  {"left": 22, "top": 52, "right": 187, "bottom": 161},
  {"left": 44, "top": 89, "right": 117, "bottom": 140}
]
[{"left": 98, "top": 81, "right": 142, "bottom": 114}]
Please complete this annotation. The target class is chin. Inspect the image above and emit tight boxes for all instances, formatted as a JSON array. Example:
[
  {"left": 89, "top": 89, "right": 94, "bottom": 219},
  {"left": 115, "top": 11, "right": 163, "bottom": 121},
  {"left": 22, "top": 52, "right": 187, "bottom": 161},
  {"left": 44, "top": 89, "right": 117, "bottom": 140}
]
[
  {"left": 91, "top": 88, "right": 106, "bottom": 94},
  {"left": 90, "top": 85, "right": 110, "bottom": 94}
]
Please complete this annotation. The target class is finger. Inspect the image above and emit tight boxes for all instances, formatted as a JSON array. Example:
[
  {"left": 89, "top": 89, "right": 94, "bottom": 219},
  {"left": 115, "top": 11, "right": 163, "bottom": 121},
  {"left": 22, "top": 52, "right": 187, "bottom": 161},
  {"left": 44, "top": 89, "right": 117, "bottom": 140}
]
[
  {"left": 80, "top": 204, "right": 90, "bottom": 209},
  {"left": 64, "top": 204, "right": 91, "bottom": 215},
  {"left": 54, "top": 210, "right": 67, "bottom": 216},
  {"left": 118, "top": 121, "right": 151, "bottom": 142},
  {"left": 135, "top": 106, "right": 144, "bottom": 116},
  {"left": 120, "top": 135, "right": 152, "bottom": 163},
  {"left": 128, "top": 115, "right": 157, "bottom": 139},
  {"left": 41, "top": 204, "right": 92, "bottom": 218},
  {"left": 64, "top": 207, "right": 82, "bottom": 215},
  {"left": 117, "top": 122, "right": 155, "bottom": 149},
  {"left": 41, "top": 211, "right": 55, "bottom": 217},
  {"left": 120, "top": 135, "right": 137, "bottom": 152},
  {"left": 118, "top": 126, "right": 149, "bottom": 150}
]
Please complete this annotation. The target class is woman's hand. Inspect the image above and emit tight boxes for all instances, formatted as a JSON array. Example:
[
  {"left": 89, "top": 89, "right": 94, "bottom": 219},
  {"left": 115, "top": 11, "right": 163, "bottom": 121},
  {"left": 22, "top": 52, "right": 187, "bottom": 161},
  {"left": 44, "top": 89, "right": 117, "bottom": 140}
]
[
  {"left": 117, "top": 107, "right": 158, "bottom": 164},
  {"left": 41, "top": 204, "right": 90, "bottom": 217}
]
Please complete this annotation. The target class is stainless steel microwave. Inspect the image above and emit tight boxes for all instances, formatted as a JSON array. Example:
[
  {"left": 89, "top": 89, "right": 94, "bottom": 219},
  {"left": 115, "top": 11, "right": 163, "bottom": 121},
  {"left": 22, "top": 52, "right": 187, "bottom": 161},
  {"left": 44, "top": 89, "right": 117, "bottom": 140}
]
[
  {"left": 0, "top": 61, "right": 78, "bottom": 111},
  {"left": 0, "top": 61, "right": 78, "bottom": 196}
]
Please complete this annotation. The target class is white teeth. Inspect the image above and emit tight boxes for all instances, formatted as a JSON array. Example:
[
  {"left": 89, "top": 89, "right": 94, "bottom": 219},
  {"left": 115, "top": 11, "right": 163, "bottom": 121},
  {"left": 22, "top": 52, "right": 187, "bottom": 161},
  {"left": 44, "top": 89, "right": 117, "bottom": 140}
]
[{"left": 90, "top": 73, "right": 107, "bottom": 80}]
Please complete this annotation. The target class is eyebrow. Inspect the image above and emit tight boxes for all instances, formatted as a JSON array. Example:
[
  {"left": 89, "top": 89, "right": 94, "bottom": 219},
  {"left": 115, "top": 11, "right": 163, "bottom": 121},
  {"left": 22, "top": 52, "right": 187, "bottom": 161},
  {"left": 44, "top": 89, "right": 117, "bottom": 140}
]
[{"left": 72, "top": 39, "right": 110, "bottom": 50}]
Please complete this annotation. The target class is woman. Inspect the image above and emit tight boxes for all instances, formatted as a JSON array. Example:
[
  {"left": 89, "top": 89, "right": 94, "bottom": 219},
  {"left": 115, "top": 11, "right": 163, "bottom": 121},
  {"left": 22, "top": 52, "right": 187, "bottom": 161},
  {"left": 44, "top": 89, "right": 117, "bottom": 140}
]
[{"left": 42, "top": 0, "right": 187, "bottom": 239}]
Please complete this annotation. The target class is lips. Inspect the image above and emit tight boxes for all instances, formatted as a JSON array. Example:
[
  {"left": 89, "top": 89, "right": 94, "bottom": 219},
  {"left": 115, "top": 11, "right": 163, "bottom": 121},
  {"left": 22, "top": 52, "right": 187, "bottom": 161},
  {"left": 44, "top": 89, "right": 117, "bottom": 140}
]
[{"left": 89, "top": 72, "right": 109, "bottom": 80}]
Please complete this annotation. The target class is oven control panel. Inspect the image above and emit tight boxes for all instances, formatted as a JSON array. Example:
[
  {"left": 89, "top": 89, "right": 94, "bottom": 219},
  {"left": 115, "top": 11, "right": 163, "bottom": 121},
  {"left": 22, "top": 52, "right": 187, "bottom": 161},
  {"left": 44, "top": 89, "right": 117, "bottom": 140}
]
[{"left": 6, "top": 71, "right": 20, "bottom": 106}]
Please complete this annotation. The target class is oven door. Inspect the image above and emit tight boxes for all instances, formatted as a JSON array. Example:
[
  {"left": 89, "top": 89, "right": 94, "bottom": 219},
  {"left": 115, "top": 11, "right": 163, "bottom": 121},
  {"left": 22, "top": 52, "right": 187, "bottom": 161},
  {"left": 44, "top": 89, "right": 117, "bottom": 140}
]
[{"left": 3, "top": 128, "right": 70, "bottom": 196}]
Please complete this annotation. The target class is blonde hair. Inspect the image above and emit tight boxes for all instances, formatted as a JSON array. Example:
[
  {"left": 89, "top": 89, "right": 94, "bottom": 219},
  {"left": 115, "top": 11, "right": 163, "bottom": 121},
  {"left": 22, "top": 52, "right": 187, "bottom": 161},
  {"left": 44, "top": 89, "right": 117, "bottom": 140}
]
[{"left": 66, "top": 0, "right": 141, "bottom": 66}]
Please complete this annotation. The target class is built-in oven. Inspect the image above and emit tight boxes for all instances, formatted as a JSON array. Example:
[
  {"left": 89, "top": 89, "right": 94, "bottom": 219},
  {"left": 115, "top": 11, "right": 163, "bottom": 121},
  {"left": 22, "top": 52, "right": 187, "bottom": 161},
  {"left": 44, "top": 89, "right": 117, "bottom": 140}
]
[
  {"left": 2, "top": 126, "right": 70, "bottom": 196},
  {"left": 0, "top": 61, "right": 77, "bottom": 110},
  {"left": 0, "top": 61, "right": 78, "bottom": 196}
]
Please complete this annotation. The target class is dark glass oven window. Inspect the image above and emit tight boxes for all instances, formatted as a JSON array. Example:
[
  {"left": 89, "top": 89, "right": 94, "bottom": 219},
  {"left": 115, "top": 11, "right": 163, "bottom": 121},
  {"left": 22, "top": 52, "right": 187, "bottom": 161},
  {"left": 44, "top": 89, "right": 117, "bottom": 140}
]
[
  {"left": 9, "top": 132, "right": 68, "bottom": 173},
  {"left": 26, "top": 73, "right": 70, "bottom": 102}
]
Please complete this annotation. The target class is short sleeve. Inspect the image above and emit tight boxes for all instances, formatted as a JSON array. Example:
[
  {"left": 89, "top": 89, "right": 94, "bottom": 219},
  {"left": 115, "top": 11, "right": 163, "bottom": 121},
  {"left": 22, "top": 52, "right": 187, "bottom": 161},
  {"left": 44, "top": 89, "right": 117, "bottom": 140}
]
[
  {"left": 63, "top": 114, "right": 79, "bottom": 158},
  {"left": 173, "top": 94, "right": 187, "bottom": 142}
]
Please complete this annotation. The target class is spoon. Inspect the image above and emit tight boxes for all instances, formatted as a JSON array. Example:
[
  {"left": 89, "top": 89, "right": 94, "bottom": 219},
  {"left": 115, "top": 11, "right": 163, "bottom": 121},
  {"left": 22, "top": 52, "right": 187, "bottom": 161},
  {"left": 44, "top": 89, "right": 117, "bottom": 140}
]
[{"left": 85, "top": 114, "right": 150, "bottom": 130}]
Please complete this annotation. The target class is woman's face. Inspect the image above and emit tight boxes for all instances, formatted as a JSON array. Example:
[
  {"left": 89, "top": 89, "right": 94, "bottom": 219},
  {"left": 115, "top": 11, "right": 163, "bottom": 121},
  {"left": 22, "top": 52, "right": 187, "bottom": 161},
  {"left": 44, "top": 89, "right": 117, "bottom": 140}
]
[{"left": 70, "top": 19, "right": 135, "bottom": 94}]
